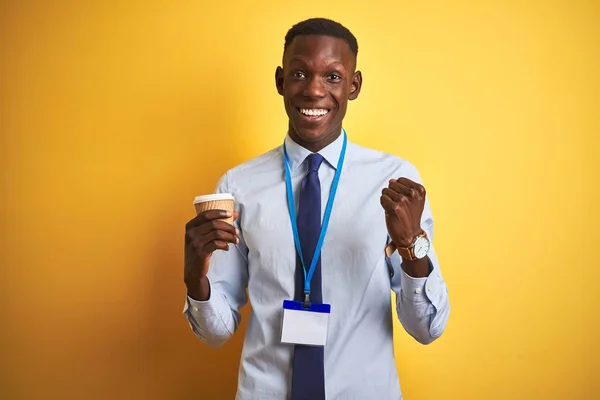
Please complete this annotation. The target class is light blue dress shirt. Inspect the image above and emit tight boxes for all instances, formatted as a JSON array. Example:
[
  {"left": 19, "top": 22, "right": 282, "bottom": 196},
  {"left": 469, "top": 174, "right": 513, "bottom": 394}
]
[{"left": 183, "top": 132, "right": 450, "bottom": 400}]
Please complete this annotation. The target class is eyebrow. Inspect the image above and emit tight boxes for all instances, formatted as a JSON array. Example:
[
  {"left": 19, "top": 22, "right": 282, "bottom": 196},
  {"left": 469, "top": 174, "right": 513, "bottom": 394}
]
[{"left": 288, "top": 57, "right": 347, "bottom": 69}]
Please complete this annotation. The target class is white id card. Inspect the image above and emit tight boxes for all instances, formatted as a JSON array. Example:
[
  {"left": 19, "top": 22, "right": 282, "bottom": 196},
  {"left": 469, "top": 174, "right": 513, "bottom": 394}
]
[{"left": 280, "top": 300, "right": 331, "bottom": 347}]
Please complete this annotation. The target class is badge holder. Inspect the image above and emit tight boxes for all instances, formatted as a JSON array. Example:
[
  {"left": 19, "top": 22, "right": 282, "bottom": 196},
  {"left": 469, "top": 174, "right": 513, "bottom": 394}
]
[{"left": 281, "top": 299, "right": 331, "bottom": 347}]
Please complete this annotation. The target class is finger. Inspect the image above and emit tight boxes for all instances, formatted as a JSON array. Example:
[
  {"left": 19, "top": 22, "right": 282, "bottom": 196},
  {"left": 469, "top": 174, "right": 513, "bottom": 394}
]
[
  {"left": 203, "top": 240, "right": 230, "bottom": 254},
  {"left": 382, "top": 188, "right": 403, "bottom": 203},
  {"left": 233, "top": 211, "right": 240, "bottom": 221},
  {"left": 389, "top": 181, "right": 416, "bottom": 198},
  {"left": 187, "top": 219, "right": 239, "bottom": 250},
  {"left": 195, "top": 219, "right": 238, "bottom": 236},
  {"left": 380, "top": 194, "right": 399, "bottom": 214},
  {"left": 396, "top": 178, "right": 426, "bottom": 197},
  {"left": 381, "top": 195, "right": 411, "bottom": 224},
  {"left": 204, "top": 229, "right": 239, "bottom": 245},
  {"left": 186, "top": 209, "right": 233, "bottom": 229}
]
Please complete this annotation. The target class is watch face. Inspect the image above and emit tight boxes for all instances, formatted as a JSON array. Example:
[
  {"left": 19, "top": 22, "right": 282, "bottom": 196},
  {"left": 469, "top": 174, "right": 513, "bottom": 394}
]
[{"left": 413, "top": 236, "right": 430, "bottom": 259}]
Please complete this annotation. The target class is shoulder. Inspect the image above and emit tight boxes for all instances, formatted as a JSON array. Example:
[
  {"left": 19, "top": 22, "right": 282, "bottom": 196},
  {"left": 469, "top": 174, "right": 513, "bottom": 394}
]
[
  {"left": 215, "top": 145, "right": 282, "bottom": 192},
  {"left": 345, "top": 141, "right": 423, "bottom": 183}
]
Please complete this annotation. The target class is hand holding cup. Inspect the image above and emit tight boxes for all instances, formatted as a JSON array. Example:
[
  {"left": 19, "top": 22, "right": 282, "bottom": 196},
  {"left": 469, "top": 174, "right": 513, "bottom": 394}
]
[{"left": 184, "top": 194, "right": 239, "bottom": 299}]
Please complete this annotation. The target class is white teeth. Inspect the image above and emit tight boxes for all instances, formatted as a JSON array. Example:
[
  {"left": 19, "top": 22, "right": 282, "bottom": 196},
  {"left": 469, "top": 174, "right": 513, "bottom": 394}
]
[{"left": 300, "top": 108, "right": 328, "bottom": 116}]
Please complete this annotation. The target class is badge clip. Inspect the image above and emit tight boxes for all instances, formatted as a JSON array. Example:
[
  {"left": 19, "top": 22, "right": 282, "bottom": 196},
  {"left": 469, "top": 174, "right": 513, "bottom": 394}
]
[{"left": 303, "top": 293, "right": 311, "bottom": 309}]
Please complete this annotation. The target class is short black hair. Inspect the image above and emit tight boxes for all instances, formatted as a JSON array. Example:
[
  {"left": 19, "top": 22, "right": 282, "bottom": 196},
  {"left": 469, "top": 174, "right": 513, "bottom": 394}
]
[{"left": 284, "top": 18, "right": 358, "bottom": 59}]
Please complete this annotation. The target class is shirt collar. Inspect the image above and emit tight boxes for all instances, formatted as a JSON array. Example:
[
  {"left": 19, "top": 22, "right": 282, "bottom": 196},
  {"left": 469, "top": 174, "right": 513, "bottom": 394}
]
[{"left": 283, "top": 129, "right": 345, "bottom": 172}]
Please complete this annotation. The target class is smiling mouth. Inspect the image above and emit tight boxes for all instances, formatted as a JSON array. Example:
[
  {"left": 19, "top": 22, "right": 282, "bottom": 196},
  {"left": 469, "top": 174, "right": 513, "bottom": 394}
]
[{"left": 296, "top": 108, "right": 330, "bottom": 119}]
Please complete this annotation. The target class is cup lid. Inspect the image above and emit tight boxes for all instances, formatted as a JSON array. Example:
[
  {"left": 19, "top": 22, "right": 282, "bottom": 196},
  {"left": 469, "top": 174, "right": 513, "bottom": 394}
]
[{"left": 193, "top": 193, "right": 235, "bottom": 204}]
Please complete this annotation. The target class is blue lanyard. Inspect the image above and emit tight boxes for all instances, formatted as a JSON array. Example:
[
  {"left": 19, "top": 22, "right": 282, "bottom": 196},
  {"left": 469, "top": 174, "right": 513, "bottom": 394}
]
[{"left": 283, "top": 130, "right": 347, "bottom": 304}]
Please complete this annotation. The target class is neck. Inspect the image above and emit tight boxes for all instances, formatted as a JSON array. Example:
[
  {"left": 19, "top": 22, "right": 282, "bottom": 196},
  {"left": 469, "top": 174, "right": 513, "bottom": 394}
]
[{"left": 288, "top": 124, "right": 343, "bottom": 153}]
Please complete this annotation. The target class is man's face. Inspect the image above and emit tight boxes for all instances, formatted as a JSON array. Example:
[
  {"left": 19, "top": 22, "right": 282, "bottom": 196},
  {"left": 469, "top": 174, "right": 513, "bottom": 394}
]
[{"left": 276, "top": 35, "right": 362, "bottom": 149}]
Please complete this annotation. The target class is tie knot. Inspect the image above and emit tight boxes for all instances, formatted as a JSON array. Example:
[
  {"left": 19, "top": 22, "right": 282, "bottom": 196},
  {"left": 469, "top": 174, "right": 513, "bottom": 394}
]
[{"left": 306, "top": 153, "right": 324, "bottom": 172}]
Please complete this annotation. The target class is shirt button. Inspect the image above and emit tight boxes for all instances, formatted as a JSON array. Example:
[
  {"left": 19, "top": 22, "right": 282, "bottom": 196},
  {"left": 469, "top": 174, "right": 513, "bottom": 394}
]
[
  {"left": 427, "top": 286, "right": 432, "bottom": 292},
  {"left": 415, "top": 288, "right": 422, "bottom": 294},
  {"left": 193, "top": 307, "right": 199, "bottom": 312}
]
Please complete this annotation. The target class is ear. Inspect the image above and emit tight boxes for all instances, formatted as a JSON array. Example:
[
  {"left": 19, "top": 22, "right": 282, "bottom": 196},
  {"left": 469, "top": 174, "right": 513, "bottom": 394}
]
[
  {"left": 275, "top": 66, "right": 284, "bottom": 96},
  {"left": 349, "top": 70, "right": 362, "bottom": 101}
]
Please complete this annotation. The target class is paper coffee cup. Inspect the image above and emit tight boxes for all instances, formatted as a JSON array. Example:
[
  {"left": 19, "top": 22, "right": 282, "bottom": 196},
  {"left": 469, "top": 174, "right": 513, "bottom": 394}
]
[{"left": 193, "top": 193, "right": 235, "bottom": 225}]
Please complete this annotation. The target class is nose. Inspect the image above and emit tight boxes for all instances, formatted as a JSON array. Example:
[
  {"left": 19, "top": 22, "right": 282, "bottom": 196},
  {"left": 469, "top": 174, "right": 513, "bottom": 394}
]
[{"left": 302, "top": 76, "right": 326, "bottom": 99}]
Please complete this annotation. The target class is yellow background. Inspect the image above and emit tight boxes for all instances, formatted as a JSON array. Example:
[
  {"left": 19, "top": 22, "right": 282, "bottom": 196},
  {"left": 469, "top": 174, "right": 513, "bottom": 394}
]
[{"left": 1, "top": 1, "right": 599, "bottom": 399}]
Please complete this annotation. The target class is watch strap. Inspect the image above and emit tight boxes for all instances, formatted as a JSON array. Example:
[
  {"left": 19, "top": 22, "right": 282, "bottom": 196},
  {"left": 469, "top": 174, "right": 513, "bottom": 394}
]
[
  {"left": 397, "top": 245, "right": 416, "bottom": 261},
  {"left": 385, "top": 242, "right": 397, "bottom": 258}
]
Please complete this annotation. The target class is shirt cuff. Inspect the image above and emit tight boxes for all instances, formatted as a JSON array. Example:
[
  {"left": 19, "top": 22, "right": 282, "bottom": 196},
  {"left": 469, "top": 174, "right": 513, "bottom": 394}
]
[
  {"left": 183, "top": 278, "right": 218, "bottom": 318},
  {"left": 400, "top": 267, "right": 443, "bottom": 307},
  {"left": 186, "top": 294, "right": 219, "bottom": 317}
]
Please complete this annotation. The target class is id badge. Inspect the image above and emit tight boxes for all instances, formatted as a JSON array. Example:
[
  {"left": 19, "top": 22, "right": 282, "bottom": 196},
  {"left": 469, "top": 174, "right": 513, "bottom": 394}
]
[{"left": 280, "top": 300, "right": 331, "bottom": 347}]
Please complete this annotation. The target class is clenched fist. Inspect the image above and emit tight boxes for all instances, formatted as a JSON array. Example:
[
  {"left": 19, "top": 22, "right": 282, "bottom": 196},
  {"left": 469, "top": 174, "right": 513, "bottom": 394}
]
[
  {"left": 380, "top": 177, "right": 431, "bottom": 277},
  {"left": 380, "top": 177, "right": 426, "bottom": 248},
  {"left": 184, "top": 209, "right": 239, "bottom": 300}
]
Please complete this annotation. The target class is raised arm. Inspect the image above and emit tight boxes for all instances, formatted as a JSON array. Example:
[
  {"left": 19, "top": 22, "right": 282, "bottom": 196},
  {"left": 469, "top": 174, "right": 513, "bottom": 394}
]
[{"left": 381, "top": 163, "right": 450, "bottom": 344}]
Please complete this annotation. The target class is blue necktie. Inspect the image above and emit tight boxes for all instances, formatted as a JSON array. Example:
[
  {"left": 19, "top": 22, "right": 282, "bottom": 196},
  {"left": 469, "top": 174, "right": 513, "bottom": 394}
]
[{"left": 291, "top": 153, "right": 326, "bottom": 400}]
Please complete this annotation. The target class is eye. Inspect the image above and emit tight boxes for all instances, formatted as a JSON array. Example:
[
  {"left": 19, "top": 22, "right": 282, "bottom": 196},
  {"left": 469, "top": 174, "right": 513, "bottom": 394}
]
[
  {"left": 328, "top": 73, "right": 342, "bottom": 81},
  {"left": 292, "top": 71, "right": 306, "bottom": 79}
]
